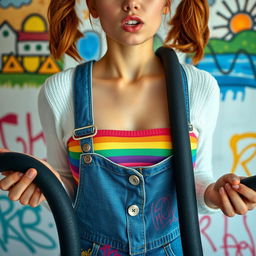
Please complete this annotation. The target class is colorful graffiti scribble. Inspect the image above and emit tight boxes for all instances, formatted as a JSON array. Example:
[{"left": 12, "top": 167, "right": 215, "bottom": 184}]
[
  {"left": 0, "top": 194, "right": 57, "bottom": 254},
  {"left": 0, "top": 112, "right": 45, "bottom": 155},
  {"left": 230, "top": 133, "right": 256, "bottom": 176},
  {"left": 200, "top": 214, "right": 256, "bottom": 255}
]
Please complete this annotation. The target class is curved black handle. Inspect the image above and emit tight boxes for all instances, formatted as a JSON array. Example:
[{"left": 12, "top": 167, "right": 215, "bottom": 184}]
[
  {"left": 156, "top": 47, "right": 203, "bottom": 256},
  {"left": 241, "top": 175, "right": 256, "bottom": 191},
  {"left": 0, "top": 152, "right": 80, "bottom": 256}
]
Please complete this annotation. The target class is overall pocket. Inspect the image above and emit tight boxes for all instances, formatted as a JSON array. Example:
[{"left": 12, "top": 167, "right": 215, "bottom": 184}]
[
  {"left": 80, "top": 239, "right": 100, "bottom": 256},
  {"left": 163, "top": 236, "right": 183, "bottom": 256}
]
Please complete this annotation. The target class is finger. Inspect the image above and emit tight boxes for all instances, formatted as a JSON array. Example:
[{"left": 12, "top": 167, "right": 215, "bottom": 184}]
[
  {"left": 19, "top": 183, "right": 37, "bottom": 205},
  {"left": 1, "top": 171, "right": 15, "bottom": 176},
  {"left": 0, "top": 172, "right": 24, "bottom": 191},
  {"left": 219, "top": 187, "right": 236, "bottom": 217},
  {"left": 0, "top": 148, "right": 10, "bottom": 153},
  {"left": 29, "top": 188, "right": 44, "bottom": 208},
  {"left": 245, "top": 202, "right": 256, "bottom": 211},
  {"left": 233, "top": 184, "right": 256, "bottom": 205},
  {"left": 224, "top": 183, "right": 248, "bottom": 215},
  {"left": 8, "top": 168, "right": 37, "bottom": 201},
  {"left": 39, "top": 192, "right": 46, "bottom": 203}
]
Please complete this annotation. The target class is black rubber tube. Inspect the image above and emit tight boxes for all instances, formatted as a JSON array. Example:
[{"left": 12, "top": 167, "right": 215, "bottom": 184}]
[
  {"left": 0, "top": 152, "right": 80, "bottom": 256},
  {"left": 156, "top": 47, "right": 204, "bottom": 256}
]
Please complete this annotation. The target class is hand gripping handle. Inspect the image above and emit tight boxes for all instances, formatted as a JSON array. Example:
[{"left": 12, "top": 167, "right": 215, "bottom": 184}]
[{"left": 0, "top": 152, "right": 80, "bottom": 256}]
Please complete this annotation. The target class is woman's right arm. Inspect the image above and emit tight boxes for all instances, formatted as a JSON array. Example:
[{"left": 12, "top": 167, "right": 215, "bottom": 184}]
[
  {"left": 0, "top": 69, "right": 76, "bottom": 207},
  {"left": 37, "top": 71, "right": 76, "bottom": 202}
]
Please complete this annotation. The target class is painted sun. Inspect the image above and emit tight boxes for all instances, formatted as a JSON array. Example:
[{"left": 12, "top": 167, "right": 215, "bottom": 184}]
[{"left": 213, "top": 0, "right": 256, "bottom": 40}]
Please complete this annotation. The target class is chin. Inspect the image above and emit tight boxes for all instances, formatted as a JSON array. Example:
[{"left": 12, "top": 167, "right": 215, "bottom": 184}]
[
  {"left": 120, "top": 36, "right": 153, "bottom": 47},
  {"left": 107, "top": 33, "right": 153, "bottom": 48}
]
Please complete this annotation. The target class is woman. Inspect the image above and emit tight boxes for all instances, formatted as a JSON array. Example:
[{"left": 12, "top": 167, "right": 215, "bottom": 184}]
[{"left": 1, "top": 0, "right": 256, "bottom": 255}]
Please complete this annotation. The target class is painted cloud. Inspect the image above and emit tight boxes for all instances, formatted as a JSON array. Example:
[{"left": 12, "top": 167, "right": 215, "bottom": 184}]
[{"left": 0, "top": 0, "right": 31, "bottom": 8}]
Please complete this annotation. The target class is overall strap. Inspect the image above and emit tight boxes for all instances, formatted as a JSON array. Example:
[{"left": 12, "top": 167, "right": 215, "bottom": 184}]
[
  {"left": 180, "top": 65, "right": 191, "bottom": 128},
  {"left": 72, "top": 61, "right": 96, "bottom": 153}
]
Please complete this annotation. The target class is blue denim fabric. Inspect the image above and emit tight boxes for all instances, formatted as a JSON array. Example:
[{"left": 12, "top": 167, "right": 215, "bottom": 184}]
[
  {"left": 72, "top": 61, "right": 188, "bottom": 255},
  {"left": 80, "top": 236, "right": 182, "bottom": 255}
]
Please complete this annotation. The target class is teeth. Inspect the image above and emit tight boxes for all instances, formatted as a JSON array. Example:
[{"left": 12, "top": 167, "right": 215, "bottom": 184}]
[{"left": 126, "top": 20, "right": 139, "bottom": 25}]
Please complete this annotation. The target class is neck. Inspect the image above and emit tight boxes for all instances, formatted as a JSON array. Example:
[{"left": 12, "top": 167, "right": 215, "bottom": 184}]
[{"left": 95, "top": 37, "right": 163, "bottom": 82}]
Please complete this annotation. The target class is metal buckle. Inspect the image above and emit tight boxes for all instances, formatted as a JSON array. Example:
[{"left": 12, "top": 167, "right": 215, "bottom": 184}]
[
  {"left": 188, "top": 123, "right": 193, "bottom": 132},
  {"left": 72, "top": 125, "right": 97, "bottom": 141}
]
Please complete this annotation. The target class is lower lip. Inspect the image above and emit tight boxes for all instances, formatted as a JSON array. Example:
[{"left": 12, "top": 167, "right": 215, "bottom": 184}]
[{"left": 122, "top": 23, "right": 143, "bottom": 32}]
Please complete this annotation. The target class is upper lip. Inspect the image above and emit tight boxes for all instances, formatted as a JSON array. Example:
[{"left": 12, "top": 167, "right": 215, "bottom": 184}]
[{"left": 121, "top": 16, "right": 144, "bottom": 26}]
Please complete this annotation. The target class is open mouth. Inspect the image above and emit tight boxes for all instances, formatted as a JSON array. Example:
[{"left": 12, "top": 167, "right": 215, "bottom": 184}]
[
  {"left": 121, "top": 16, "right": 144, "bottom": 32},
  {"left": 125, "top": 20, "right": 141, "bottom": 26}
]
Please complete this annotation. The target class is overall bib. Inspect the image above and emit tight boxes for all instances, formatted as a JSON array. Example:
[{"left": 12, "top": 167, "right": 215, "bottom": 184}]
[{"left": 69, "top": 60, "right": 197, "bottom": 256}]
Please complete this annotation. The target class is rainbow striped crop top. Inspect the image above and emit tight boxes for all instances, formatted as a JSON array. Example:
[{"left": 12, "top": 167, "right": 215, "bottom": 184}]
[{"left": 67, "top": 128, "right": 198, "bottom": 184}]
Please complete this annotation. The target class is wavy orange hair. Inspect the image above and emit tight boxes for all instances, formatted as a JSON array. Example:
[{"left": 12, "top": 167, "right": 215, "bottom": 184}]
[
  {"left": 48, "top": 0, "right": 83, "bottom": 61},
  {"left": 164, "top": 0, "right": 210, "bottom": 64},
  {"left": 48, "top": 0, "right": 209, "bottom": 64}
]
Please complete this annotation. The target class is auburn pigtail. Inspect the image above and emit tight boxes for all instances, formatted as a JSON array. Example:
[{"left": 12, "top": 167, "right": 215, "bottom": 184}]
[
  {"left": 48, "top": 0, "right": 83, "bottom": 61},
  {"left": 165, "top": 0, "right": 210, "bottom": 64}
]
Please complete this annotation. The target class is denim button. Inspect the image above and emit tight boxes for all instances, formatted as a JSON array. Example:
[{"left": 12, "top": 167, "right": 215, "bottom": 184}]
[
  {"left": 128, "top": 205, "right": 139, "bottom": 216},
  {"left": 129, "top": 175, "right": 140, "bottom": 186},
  {"left": 82, "top": 143, "right": 91, "bottom": 152},
  {"left": 84, "top": 155, "right": 92, "bottom": 164}
]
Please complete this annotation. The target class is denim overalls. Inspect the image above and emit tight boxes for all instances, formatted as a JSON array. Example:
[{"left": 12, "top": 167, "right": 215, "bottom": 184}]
[{"left": 71, "top": 60, "right": 193, "bottom": 256}]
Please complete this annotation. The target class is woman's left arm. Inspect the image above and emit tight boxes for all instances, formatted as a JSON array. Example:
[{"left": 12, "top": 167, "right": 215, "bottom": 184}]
[
  {"left": 185, "top": 64, "right": 220, "bottom": 214},
  {"left": 187, "top": 66, "right": 256, "bottom": 216},
  {"left": 204, "top": 174, "right": 256, "bottom": 216}
]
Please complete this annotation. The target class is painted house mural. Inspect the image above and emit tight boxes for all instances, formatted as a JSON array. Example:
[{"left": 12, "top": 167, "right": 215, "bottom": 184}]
[{"left": 0, "top": 16, "right": 61, "bottom": 82}]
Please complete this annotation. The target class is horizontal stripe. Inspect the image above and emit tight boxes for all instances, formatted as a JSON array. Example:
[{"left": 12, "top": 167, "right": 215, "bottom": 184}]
[
  {"left": 69, "top": 161, "right": 79, "bottom": 174},
  {"left": 95, "top": 128, "right": 171, "bottom": 137},
  {"left": 68, "top": 151, "right": 81, "bottom": 160},
  {"left": 94, "top": 148, "right": 172, "bottom": 157},
  {"left": 69, "top": 157, "right": 79, "bottom": 168},
  {"left": 72, "top": 174, "right": 79, "bottom": 184},
  {"left": 93, "top": 135, "right": 171, "bottom": 143},
  {"left": 94, "top": 141, "right": 172, "bottom": 150},
  {"left": 71, "top": 169, "right": 79, "bottom": 179},
  {"left": 108, "top": 155, "right": 166, "bottom": 163},
  {"left": 67, "top": 139, "right": 79, "bottom": 147},
  {"left": 68, "top": 145, "right": 82, "bottom": 152},
  {"left": 190, "top": 137, "right": 197, "bottom": 143},
  {"left": 190, "top": 142, "right": 197, "bottom": 149}
]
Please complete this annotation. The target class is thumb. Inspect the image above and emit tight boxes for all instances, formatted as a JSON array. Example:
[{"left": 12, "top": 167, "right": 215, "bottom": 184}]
[{"left": 223, "top": 173, "right": 240, "bottom": 185}]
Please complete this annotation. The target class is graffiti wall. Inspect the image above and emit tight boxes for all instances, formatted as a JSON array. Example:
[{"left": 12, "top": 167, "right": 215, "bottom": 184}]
[
  {"left": 197, "top": 1, "right": 256, "bottom": 255},
  {"left": 0, "top": 0, "right": 255, "bottom": 255}
]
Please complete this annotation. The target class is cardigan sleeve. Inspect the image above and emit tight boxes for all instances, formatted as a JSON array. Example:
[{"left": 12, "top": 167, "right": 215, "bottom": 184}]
[
  {"left": 182, "top": 64, "right": 221, "bottom": 214},
  {"left": 38, "top": 68, "right": 77, "bottom": 204}
]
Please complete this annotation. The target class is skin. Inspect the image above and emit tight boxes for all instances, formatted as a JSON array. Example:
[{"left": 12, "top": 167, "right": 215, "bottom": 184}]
[
  {"left": 0, "top": 148, "right": 61, "bottom": 207},
  {"left": 1, "top": 0, "right": 256, "bottom": 215}
]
